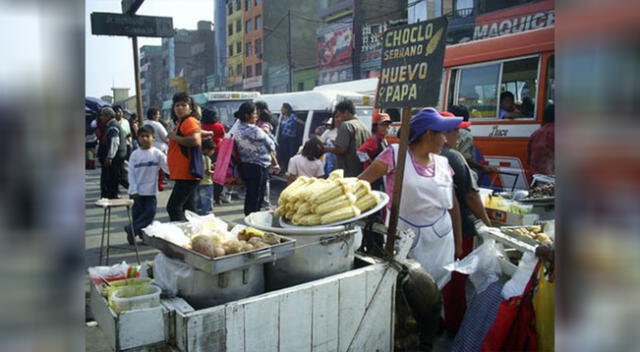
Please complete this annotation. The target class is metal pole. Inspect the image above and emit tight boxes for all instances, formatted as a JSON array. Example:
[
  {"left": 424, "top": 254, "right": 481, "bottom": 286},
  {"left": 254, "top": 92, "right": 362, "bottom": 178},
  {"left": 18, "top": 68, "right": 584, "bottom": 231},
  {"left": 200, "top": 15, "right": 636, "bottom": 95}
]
[
  {"left": 132, "top": 36, "right": 144, "bottom": 126},
  {"left": 385, "top": 107, "right": 412, "bottom": 255},
  {"left": 287, "top": 9, "right": 292, "bottom": 92}
]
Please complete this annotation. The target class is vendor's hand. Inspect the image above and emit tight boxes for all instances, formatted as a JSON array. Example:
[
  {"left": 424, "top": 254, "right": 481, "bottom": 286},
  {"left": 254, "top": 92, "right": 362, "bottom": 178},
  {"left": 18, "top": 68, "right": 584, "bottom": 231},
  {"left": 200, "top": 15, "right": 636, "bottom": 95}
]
[
  {"left": 535, "top": 244, "right": 555, "bottom": 263},
  {"left": 105, "top": 157, "right": 112, "bottom": 167},
  {"left": 272, "top": 165, "right": 281, "bottom": 175}
]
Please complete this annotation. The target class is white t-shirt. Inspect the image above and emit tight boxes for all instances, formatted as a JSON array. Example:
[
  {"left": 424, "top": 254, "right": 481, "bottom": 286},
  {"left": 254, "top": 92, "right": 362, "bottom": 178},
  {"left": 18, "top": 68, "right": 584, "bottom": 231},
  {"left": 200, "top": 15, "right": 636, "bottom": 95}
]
[
  {"left": 287, "top": 154, "right": 324, "bottom": 178},
  {"left": 320, "top": 128, "right": 338, "bottom": 145},
  {"left": 128, "top": 147, "right": 170, "bottom": 196}
]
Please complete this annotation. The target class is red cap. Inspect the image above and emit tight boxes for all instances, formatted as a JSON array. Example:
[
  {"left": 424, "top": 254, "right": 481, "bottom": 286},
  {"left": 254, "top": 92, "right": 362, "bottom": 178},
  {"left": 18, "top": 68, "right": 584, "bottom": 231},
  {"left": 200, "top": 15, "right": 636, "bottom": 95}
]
[
  {"left": 440, "top": 111, "right": 471, "bottom": 129},
  {"left": 373, "top": 112, "right": 392, "bottom": 124}
]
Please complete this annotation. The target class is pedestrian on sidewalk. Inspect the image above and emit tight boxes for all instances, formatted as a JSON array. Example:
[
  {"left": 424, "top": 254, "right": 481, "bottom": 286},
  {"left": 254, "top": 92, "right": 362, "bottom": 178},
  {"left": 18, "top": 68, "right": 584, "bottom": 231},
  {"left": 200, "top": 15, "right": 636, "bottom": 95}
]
[
  {"left": 98, "top": 106, "right": 128, "bottom": 199},
  {"left": 325, "top": 100, "right": 371, "bottom": 177},
  {"left": 124, "top": 125, "right": 169, "bottom": 244},
  {"left": 200, "top": 108, "right": 227, "bottom": 205},
  {"left": 233, "top": 102, "right": 279, "bottom": 215},
  {"left": 166, "top": 92, "right": 202, "bottom": 221},
  {"left": 194, "top": 138, "right": 215, "bottom": 215}
]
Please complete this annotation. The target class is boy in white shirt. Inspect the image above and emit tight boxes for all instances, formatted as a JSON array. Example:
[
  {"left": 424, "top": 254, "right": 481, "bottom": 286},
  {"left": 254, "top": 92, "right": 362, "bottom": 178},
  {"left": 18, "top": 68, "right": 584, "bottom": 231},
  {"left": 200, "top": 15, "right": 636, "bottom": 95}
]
[{"left": 125, "top": 125, "right": 170, "bottom": 244}]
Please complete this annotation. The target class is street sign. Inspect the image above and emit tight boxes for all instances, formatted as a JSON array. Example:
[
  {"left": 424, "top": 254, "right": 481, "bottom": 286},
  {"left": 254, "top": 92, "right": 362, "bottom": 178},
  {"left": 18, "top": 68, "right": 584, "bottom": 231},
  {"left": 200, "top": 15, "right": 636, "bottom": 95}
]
[
  {"left": 91, "top": 12, "right": 174, "bottom": 38},
  {"left": 122, "top": 0, "right": 144, "bottom": 14},
  {"left": 375, "top": 17, "right": 448, "bottom": 108}
]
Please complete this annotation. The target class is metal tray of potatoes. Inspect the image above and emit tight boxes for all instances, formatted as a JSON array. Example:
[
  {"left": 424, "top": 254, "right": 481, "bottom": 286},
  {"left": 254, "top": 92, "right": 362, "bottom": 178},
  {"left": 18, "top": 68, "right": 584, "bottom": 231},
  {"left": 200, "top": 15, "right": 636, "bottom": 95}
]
[
  {"left": 500, "top": 225, "right": 552, "bottom": 247},
  {"left": 141, "top": 231, "right": 296, "bottom": 275}
]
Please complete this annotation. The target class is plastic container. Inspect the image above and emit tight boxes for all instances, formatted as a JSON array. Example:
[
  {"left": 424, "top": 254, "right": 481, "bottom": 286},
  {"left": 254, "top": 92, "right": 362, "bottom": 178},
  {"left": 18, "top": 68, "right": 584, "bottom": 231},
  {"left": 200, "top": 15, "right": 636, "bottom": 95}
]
[
  {"left": 109, "top": 284, "right": 161, "bottom": 313},
  {"left": 101, "top": 277, "right": 152, "bottom": 299}
]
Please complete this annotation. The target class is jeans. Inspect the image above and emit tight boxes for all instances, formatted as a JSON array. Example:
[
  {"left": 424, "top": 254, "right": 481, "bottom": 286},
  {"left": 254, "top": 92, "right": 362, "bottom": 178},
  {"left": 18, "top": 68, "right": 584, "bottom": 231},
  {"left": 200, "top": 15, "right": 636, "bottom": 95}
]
[
  {"left": 100, "top": 156, "right": 125, "bottom": 198},
  {"left": 125, "top": 195, "right": 157, "bottom": 238},
  {"left": 239, "top": 163, "right": 268, "bottom": 216},
  {"left": 195, "top": 184, "right": 213, "bottom": 215},
  {"left": 277, "top": 135, "right": 298, "bottom": 172},
  {"left": 166, "top": 179, "right": 200, "bottom": 221}
]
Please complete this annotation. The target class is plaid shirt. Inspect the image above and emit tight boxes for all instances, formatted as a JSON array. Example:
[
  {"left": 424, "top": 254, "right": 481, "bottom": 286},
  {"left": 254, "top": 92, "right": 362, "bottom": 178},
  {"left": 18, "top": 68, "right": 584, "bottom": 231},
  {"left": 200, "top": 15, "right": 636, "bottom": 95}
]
[{"left": 279, "top": 113, "right": 298, "bottom": 137}]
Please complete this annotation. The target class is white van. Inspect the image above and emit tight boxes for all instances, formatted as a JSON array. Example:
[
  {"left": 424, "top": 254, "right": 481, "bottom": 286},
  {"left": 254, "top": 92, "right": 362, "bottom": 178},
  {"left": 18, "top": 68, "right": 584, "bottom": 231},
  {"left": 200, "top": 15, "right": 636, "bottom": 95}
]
[{"left": 255, "top": 89, "right": 375, "bottom": 149}]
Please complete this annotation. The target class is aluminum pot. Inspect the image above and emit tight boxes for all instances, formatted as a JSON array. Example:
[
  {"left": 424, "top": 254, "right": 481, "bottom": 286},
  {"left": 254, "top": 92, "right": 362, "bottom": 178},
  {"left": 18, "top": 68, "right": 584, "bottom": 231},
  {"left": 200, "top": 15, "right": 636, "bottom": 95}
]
[
  {"left": 177, "top": 264, "right": 264, "bottom": 309},
  {"left": 265, "top": 230, "right": 355, "bottom": 290}
]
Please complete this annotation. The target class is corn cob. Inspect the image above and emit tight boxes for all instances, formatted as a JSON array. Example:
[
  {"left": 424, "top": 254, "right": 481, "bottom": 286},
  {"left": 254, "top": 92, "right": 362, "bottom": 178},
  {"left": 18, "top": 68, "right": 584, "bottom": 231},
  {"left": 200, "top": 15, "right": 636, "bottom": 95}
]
[
  {"left": 313, "top": 193, "right": 357, "bottom": 215},
  {"left": 310, "top": 179, "right": 352, "bottom": 204},
  {"left": 280, "top": 177, "right": 314, "bottom": 204},
  {"left": 298, "top": 214, "right": 321, "bottom": 226},
  {"left": 355, "top": 192, "right": 380, "bottom": 212},
  {"left": 291, "top": 179, "right": 331, "bottom": 203},
  {"left": 329, "top": 169, "right": 344, "bottom": 180},
  {"left": 285, "top": 208, "right": 296, "bottom": 220},
  {"left": 353, "top": 180, "right": 372, "bottom": 199},
  {"left": 274, "top": 206, "right": 286, "bottom": 217},
  {"left": 291, "top": 213, "right": 304, "bottom": 225},
  {"left": 295, "top": 201, "right": 312, "bottom": 216},
  {"left": 320, "top": 206, "right": 361, "bottom": 224}
]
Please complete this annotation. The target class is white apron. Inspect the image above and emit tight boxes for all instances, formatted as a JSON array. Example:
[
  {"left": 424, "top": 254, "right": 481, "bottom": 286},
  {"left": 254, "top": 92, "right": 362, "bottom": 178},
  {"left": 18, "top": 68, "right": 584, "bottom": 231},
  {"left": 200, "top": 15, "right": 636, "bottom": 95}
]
[{"left": 387, "top": 144, "right": 455, "bottom": 289}]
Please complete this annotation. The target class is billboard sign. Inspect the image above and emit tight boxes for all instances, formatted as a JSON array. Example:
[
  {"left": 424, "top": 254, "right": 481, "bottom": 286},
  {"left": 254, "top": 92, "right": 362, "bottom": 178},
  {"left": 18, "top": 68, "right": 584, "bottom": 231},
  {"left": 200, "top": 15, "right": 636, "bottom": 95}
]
[
  {"left": 375, "top": 17, "right": 448, "bottom": 108},
  {"left": 474, "top": 0, "right": 554, "bottom": 40},
  {"left": 317, "top": 20, "right": 352, "bottom": 70}
]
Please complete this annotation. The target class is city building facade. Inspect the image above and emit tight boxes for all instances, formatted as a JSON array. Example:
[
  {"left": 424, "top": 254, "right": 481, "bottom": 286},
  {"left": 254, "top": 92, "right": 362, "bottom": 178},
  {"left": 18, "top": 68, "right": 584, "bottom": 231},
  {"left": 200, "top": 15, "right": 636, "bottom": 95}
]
[
  {"left": 140, "top": 45, "right": 163, "bottom": 111},
  {"left": 242, "top": 0, "right": 264, "bottom": 92},
  {"left": 226, "top": 0, "right": 245, "bottom": 90}
]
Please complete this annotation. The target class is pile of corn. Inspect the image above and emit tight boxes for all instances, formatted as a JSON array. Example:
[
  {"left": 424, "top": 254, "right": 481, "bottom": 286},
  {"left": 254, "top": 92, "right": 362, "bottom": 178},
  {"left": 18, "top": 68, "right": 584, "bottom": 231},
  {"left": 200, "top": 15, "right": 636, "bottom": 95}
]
[{"left": 275, "top": 170, "right": 381, "bottom": 225}]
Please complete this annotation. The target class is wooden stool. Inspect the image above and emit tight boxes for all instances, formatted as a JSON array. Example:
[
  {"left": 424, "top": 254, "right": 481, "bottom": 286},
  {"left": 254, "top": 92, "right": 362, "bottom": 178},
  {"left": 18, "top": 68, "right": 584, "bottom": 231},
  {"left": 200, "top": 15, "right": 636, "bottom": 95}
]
[{"left": 95, "top": 198, "right": 141, "bottom": 265}]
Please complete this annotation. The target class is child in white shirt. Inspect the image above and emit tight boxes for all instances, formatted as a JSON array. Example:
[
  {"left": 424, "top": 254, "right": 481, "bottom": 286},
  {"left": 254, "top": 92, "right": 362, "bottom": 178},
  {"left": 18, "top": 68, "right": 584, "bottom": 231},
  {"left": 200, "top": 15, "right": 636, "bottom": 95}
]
[
  {"left": 125, "top": 125, "right": 169, "bottom": 244},
  {"left": 287, "top": 137, "right": 325, "bottom": 184}
]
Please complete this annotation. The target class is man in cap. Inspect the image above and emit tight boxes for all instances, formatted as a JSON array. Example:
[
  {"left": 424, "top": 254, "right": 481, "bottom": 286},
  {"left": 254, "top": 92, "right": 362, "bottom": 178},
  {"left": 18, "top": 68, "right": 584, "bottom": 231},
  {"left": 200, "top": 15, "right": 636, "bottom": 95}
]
[
  {"left": 357, "top": 111, "right": 392, "bottom": 191},
  {"left": 98, "top": 106, "right": 128, "bottom": 198}
]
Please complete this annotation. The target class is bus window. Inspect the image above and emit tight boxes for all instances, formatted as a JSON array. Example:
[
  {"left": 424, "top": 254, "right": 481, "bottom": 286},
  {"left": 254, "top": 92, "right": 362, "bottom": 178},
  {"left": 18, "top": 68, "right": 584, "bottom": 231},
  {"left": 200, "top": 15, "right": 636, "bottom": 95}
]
[
  {"left": 457, "top": 63, "right": 500, "bottom": 118},
  {"left": 447, "top": 68, "right": 458, "bottom": 109},
  {"left": 356, "top": 107, "right": 373, "bottom": 129},
  {"left": 546, "top": 55, "right": 555, "bottom": 106},
  {"left": 309, "top": 112, "right": 332, "bottom": 139},
  {"left": 499, "top": 57, "right": 539, "bottom": 119}
]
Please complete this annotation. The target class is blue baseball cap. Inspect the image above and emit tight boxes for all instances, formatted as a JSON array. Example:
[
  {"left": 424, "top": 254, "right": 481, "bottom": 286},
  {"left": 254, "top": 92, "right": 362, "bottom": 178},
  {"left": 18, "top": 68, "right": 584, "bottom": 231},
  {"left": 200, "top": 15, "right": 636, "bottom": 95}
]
[{"left": 409, "top": 108, "right": 463, "bottom": 143}]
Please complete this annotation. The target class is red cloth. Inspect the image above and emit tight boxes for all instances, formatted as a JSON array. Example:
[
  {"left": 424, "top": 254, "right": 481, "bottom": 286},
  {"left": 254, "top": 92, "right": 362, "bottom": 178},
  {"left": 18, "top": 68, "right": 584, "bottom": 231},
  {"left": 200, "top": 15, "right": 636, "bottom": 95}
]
[
  {"left": 527, "top": 123, "right": 554, "bottom": 175},
  {"left": 442, "top": 236, "right": 474, "bottom": 337},
  {"left": 358, "top": 132, "right": 387, "bottom": 169},
  {"left": 202, "top": 122, "right": 225, "bottom": 153}
]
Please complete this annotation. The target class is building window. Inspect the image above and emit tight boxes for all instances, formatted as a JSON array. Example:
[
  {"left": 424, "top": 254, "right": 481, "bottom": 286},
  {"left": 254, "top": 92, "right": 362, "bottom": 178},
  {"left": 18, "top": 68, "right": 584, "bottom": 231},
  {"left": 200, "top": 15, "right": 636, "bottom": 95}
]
[
  {"left": 254, "top": 0, "right": 260, "bottom": 6},
  {"left": 298, "top": 82, "right": 304, "bottom": 91},
  {"left": 235, "top": 0, "right": 241, "bottom": 11},
  {"left": 228, "top": 45, "right": 233, "bottom": 57},
  {"left": 255, "top": 38, "right": 262, "bottom": 55},
  {"left": 237, "top": 64, "right": 242, "bottom": 77},
  {"left": 236, "top": 20, "right": 241, "bottom": 33},
  {"left": 236, "top": 41, "right": 242, "bottom": 55},
  {"left": 246, "top": 65, "right": 253, "bottom": 78},
  {"left": 228, "top": 23, "right": 233, "bottom": 35},
  {"left": 255, "top": 62, "right": 262, "bottom": 76},
  {"left": 246, "top": 19, "right": 252, "bottom": 33},
  {"left": 246, "top": 42, "right": 252, "bottom": 57},
  {"left": 245, "top": 0, "right": 251, "bottom": 10},
  {"left": 228, "top": 66, "right": 234, "bottom": 77},
  {"left": 255, "top": 15, "right": 261, "bottom": 30},
  {"left": 228, "top": 3, "right": 232, "bottom": 15}
]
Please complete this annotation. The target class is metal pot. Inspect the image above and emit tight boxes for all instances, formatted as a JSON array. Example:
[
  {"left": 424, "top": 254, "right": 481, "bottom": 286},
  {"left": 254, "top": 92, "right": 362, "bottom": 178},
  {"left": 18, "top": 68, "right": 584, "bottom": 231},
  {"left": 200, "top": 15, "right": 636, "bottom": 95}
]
[
  {"left": 265, "top": 230, "right": 356, "bottom": 290},
  {"left": 177, "top": 264, "right": 264, "bottom": 309}
]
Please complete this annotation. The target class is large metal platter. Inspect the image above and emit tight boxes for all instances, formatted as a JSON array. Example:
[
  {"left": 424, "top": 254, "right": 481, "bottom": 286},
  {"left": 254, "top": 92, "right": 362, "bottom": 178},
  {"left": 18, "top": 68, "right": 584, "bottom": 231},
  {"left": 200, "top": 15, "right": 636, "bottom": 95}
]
[
  {"left": 279, "top": 191, "right": 390, "bottom": 229},
  {"left": 244, "top": 211, "right": 347, "bottom": 235}
]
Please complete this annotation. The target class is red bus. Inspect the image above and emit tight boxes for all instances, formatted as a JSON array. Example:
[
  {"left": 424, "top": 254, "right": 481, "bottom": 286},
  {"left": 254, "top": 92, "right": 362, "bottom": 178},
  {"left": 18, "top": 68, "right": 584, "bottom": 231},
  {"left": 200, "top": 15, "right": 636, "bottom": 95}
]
[{"left": 439, "top": 26, "right": 554, "bottom": 190}]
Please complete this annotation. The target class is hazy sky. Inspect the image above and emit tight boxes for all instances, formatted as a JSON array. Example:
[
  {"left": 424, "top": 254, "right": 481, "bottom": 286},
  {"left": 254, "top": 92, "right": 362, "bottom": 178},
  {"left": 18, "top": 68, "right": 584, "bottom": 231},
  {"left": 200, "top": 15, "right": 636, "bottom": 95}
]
[{"left": 85, "top": 0, "right": 214, "bottom": 98}]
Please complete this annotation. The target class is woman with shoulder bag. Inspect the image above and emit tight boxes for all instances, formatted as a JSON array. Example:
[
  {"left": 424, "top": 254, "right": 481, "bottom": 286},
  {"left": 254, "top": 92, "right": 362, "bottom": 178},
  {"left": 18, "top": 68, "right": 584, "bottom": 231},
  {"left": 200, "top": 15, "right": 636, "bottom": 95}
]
[{"left": 166, "top": 92, "right": 203, "bottom": 221}]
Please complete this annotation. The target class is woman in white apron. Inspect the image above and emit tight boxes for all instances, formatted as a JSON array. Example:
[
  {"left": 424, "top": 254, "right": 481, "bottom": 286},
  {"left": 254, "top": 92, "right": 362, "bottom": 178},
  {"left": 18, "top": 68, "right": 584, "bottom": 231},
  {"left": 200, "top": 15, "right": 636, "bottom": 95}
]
[{"left": 358, "top": 108, "right": 463, "bottom": 289}]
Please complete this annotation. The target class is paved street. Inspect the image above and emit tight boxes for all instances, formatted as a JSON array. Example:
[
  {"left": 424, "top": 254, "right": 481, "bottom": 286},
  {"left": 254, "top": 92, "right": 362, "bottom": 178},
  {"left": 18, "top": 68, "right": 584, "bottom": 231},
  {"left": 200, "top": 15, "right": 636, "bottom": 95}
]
[{"left": 85, "top": 167, "right": 286, "bottom": 350}]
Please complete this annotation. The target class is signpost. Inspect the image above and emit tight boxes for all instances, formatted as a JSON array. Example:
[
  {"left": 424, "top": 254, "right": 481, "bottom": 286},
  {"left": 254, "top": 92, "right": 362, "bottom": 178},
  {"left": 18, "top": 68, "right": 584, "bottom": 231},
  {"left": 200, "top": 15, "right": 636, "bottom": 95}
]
[
  {"left": 375, "top": 17, "right": 448, "bottom": 255},
  {"left": 90, "top": 2, "right": 174, "bottom": 126}
]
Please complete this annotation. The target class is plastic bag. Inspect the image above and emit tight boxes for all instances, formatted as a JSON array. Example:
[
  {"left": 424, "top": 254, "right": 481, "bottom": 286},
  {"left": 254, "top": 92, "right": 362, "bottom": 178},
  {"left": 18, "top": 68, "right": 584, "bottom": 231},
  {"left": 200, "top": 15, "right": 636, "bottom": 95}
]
[
  {"left": 152, "top": 253, "right": 193, "bottom": 297},
  {"left": 501, "top": 251, "right": 538, "bottom": 299},
  {"left": 444, "top": 239, "right": 503, "bottom": 294},
  {"left": 185, "top": 210, "right": 235, "bottom": 244},
  {"left": 143, "top": 221, "right": 191, "bottom": 247}
]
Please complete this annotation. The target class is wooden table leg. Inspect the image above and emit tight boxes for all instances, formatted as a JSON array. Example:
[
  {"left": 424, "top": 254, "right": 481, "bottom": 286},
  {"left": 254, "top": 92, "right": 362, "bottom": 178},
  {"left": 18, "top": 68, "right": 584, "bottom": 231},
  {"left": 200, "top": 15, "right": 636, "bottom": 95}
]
[{"left": 99, "top": 207, "right": 107, "bottom": 265}]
